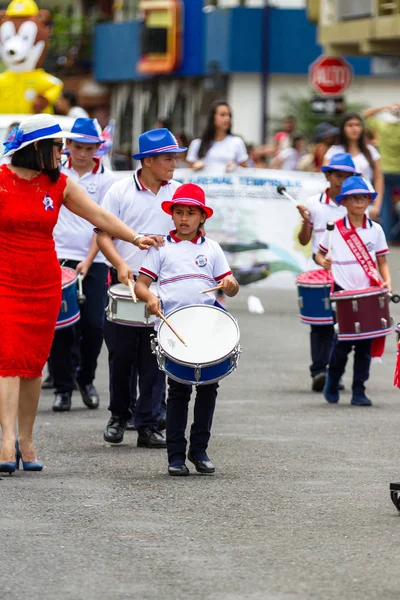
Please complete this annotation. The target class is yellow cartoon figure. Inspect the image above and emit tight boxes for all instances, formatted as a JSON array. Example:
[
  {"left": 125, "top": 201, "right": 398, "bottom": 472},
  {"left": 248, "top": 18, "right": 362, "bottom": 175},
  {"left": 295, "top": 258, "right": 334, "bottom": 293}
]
[{"left": 0, "top": 0, "right": 63, "bottom": 113}]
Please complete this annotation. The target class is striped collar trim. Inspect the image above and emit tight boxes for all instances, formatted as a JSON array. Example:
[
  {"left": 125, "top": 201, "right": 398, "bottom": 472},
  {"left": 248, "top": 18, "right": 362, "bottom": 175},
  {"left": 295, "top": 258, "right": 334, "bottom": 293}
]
[
  {"left": 167, "top": 230, "right": 205, "bottom": 244},
  {"left": 133, "top": 169, "right": 169, "bottom": 191},
  {"left": 344, "top": 214, "right": 371, "bottom": 229},
  {"left": 67, "top": 156, "right": 103, "bottom": 174}
]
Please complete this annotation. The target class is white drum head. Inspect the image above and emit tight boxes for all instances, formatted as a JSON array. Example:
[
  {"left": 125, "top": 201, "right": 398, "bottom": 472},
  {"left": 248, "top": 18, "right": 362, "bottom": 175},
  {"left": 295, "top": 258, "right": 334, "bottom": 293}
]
[{"left": 158, "top": 305, "right": 239, "bottom": 366}]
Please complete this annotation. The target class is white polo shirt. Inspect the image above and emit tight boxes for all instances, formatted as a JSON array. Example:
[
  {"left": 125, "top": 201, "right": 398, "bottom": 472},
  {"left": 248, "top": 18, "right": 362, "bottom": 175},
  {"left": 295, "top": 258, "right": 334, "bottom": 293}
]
[
  {"left": 101, "top": 170, "right": 180, "bottom": 274},
  {"left": 54, "top": 158, "right": 117, "bottom": 262},
  {"left": 319, "top": 215, "right": 388, "bottom": 290},
  {"left": 307, "top": 190, "right": 347, "bottom": 255},
  {"left": 139, "top": 231, "right": 232, "bottom": 328},
  {"left": 186, "top": 135, "right": 248, "bottom": 171}
]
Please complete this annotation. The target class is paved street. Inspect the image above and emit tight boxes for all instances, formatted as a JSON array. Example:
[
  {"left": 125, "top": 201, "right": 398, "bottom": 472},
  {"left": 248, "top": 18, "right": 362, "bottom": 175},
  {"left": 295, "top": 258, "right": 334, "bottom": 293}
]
[{"left": 2, "top": 252, "right": 400, "bottom": 600}]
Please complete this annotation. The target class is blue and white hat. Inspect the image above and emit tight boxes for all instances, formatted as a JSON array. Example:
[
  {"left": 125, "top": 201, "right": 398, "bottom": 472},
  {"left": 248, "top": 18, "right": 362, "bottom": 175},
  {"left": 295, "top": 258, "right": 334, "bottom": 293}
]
[
  {"left": 321, "top": 152, "right": 361, "bottom": 175},
  {"left": 70, "top": 118, "right": 105, "bottom": 144},
  {"left": 3, "top": 114, "right": 83, "bottom": 157},
  {"left": 336, "top": 176, "right": 377, "bottom": 204},
  {"left": 132, "top": 128, "right": 187, "bottom": 160}
]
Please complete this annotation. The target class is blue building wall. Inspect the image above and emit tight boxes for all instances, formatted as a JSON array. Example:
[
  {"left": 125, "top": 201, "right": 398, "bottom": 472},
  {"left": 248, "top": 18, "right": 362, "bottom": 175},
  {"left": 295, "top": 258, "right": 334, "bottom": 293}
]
[{"left": 94, "top": 5, "right": 373, "bottom": 83}]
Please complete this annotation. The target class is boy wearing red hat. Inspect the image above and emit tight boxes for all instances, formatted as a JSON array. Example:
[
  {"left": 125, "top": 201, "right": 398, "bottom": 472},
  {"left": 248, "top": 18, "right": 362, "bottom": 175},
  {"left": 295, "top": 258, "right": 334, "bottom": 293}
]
[{"left": 135, "top": 183, "right": 239, "bottom": 476}]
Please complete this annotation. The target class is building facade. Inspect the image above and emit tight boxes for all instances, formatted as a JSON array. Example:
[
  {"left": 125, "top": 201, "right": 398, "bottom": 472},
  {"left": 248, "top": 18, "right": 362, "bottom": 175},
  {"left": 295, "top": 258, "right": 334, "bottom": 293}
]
[{"left": 94, "top": 0, "right": 400, "bottom": 166}]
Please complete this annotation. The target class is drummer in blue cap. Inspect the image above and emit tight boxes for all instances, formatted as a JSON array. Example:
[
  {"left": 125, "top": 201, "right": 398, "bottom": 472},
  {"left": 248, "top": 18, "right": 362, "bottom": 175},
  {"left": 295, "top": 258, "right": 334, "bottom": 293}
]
[
  {"left": 97, "top": 128, "right": 187, "bottom": 450},
  {"left": 316, "top": 176, "right": 392, "bottom": 407},
  {"left": 297, "top": 152, "right": 359, "bottom": 393},
  {"left": 49, "top": 118, "right": 118, "bottom": 412}
]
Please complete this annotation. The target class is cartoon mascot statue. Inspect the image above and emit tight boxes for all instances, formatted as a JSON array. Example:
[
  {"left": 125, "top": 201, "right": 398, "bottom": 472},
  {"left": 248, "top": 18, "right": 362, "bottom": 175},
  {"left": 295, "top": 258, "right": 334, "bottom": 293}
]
[{"left": 0, "top": 0, "right": 63, "bottom": 113}]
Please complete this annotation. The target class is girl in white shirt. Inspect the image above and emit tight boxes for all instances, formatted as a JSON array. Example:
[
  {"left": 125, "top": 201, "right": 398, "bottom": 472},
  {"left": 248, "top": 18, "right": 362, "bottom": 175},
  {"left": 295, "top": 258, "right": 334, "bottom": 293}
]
[
  {"left": 323, "top": 113, "right": 383, "bottom": 220},
  {"left": 187, "top": 101, "right": 248, "bottom": 173}
]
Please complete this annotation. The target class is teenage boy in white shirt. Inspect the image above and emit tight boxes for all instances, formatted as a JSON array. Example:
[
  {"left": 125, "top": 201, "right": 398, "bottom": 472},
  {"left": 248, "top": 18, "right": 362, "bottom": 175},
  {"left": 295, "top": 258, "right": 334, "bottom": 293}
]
[
  {"left": 297, "top": 153, "right": 358, "bottom": 392},
  {"left": 97, "top": 128, "right": 186, "bottom": 449},
  {"left": 50, "top": 118, "right": 117, "bottom": 412}
]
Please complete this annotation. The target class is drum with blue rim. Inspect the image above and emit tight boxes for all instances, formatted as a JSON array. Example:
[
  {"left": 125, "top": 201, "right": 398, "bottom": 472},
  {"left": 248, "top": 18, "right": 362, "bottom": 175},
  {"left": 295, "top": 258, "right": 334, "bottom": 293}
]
[
  {"left": 155, "top": 305, "right": 241, "bottom": 385},
  {"left": 56, "top": 267, "right": 80, "bottom": 330},
  {"left": 296, "top": 269, "right": 334, "bottom": 326}
]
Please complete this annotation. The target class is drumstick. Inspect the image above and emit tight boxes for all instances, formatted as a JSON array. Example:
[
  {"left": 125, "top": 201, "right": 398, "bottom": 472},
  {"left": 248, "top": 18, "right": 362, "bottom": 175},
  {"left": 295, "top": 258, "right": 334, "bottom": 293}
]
[
  {"left": 326, "top": 221, "right": 335, "bottom": 258},
  {"left": 127, "top": 279, "right": 137, "bottom": 303},
  {"left": 276, "top": 185, "right": 310, "bottom": 216},
  {"left": 200, "top": 284, "right": 223, "bottom": 294},
  {"left": 156, "top": 310, "right": 186, "bottom": 346}
]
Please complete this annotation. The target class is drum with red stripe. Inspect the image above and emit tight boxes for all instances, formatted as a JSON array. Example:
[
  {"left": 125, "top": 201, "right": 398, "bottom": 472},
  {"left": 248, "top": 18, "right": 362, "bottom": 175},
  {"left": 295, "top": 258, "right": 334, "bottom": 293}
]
[
  {"left": 330, "top": 287, "right": 392, "bottom": 341},
  {"left": 56, "top": 267, "right": 80, "bottom": 330},
  {"left": 296, "top": 269, "right": 334, "bottom": 326}
]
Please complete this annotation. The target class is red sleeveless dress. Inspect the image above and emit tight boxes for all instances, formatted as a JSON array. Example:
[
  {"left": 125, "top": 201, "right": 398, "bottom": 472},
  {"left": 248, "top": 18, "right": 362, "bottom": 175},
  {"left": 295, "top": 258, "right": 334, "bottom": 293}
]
[{"left": 0, "top": 165, "right": 68, "bottom": 378}]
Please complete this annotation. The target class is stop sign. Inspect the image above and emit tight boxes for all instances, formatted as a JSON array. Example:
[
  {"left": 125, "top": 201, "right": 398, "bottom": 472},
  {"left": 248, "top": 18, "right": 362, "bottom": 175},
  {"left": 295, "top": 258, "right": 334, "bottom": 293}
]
[{"left": 309, "top": 55, "right": 353, "bottom": 96}]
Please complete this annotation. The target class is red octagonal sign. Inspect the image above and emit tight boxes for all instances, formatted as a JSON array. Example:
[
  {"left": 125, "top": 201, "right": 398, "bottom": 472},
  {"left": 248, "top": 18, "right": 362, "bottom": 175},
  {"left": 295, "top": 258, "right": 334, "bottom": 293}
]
[{"left": 309, "top": 55, "right": 353, "bottom": 96}]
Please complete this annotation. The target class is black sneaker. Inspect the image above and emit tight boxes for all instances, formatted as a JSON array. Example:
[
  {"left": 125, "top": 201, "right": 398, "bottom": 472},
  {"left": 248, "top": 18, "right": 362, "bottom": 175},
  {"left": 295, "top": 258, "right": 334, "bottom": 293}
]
[
  {"left": 312, "top": 372, "right": 326, "bottom": 392},
  {"left": 52, "top": 392, "right": 72, "bottom": 412},
  {"left": 103, "top": 416, "right": 127, "bottom": 444},
  {"left": 79, "top": 383, "right": 99, "bottom": 409},
  {"left": 137, "top": 428, "right": 167, "bottom": 448}
]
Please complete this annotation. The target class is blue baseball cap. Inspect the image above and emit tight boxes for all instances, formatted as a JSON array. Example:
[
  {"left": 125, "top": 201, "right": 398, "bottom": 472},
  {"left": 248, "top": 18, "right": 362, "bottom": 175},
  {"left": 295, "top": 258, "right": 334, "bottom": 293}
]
[
  {"left": 70, "top": 118, "right": 105, "bottom": 144},
  {"left": 321, "top": 152, "right": 361, "bottom": 175},
  {"left": 336, "top": 176, "right": 377, "bottom": 204},
  {"left": 132, "top": 128, "right": 187, "bottom": 160}
]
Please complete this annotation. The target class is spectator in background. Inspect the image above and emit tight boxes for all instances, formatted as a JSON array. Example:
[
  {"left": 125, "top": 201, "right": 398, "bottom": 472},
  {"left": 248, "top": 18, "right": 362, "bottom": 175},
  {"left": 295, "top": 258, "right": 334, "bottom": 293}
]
[
  {"left": 364, "top": 103, "right": 400, "bottom": 240},
  {"left": 55, "top": 90, "right": 89, "bottom": 119},
  {"left": 313, "top": 122, "right": 339, "bottom": 171},
  {"left": 187, "top": 101, "right": 248, "bottom": 172},
  {"left": 272, "top": 115, "right": 297, "bottom": 153},
  {"left": 270, "top": 133, "right": 308, "bottom": 171},
  {"left": 322, "top": 113, "right": 383, "bottom": 220}
]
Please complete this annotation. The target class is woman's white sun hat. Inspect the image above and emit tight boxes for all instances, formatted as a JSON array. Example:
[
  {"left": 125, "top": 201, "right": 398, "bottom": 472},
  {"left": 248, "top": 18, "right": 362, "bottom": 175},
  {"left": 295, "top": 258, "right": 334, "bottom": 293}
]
[{"left": 3, "top": 114, "right": 84, "bottom": 157}]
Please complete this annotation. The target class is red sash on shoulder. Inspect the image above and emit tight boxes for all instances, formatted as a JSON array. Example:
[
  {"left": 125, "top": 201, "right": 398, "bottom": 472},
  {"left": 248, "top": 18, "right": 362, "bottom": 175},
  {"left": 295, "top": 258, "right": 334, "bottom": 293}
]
[
  {"left": 336, "top": 217, "right": 385, "bottom": 359},
  {"left": 336, "top": 217, "right": 381, "bottom": 286}
]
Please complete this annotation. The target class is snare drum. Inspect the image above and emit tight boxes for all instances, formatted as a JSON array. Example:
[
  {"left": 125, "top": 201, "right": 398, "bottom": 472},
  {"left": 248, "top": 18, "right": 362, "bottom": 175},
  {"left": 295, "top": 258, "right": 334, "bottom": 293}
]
[
  {"left": 296, "top": 269, "right": 334, "bottom": 326},
  {"left": 106, "top": 283, "right": 156, "bottom": 327},
  {"left": 154, "top": 305, "right": 241, "bottom": 385},
  {"left": 330, "top": 287, "right": 392, "bottom": 341},
  {"left": 56, "top": 267, "right": 80, "bottom": 330}
]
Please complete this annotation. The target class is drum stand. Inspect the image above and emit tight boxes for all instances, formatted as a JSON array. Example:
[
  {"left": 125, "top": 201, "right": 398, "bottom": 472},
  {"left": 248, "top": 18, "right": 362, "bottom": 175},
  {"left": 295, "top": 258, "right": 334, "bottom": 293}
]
[{"left": 390, "top": 483, "right": 400, "bottom": 511}]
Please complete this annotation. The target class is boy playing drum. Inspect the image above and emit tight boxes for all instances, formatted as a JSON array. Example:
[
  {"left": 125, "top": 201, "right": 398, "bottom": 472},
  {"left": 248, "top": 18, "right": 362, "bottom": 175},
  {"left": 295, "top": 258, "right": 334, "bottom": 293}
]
[
  {"left": 135, "top": 183, "right": 239, "bottom": 476},
  {"left": 315, "top": 176, "right": 392, "bottom": 406},
  {"left": 297, "top": 153, "right": 359, "bottom": 392}
]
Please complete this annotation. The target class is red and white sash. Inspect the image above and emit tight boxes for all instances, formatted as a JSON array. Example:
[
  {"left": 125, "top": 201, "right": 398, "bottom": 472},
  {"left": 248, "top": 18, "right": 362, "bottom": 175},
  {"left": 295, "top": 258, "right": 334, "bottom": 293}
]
[
  {"left": 336, "top": 217, "right": 381, "bottom": 286},
  {"left": 336, "top": 217, "right": 385, "bottom": 358}
]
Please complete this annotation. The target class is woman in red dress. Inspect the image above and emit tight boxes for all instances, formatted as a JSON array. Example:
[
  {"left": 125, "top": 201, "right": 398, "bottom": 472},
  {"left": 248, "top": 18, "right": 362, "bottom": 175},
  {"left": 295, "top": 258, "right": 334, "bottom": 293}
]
[{"left": 0, "top": 115, "right": 159, "bottom": 474}]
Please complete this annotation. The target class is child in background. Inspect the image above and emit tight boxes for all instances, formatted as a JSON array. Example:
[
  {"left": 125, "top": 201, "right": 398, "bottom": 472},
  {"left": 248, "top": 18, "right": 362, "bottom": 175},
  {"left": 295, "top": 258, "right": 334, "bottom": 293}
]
[{"left": 297, "top": 153, "right": 359, "bottom": 392}]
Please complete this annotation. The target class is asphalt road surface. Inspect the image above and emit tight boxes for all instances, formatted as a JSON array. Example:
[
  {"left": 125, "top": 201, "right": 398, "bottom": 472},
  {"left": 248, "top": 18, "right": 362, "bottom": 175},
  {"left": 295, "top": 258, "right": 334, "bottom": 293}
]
[{"left": 2, "top": 252, "right": 400, "bottom": 600}]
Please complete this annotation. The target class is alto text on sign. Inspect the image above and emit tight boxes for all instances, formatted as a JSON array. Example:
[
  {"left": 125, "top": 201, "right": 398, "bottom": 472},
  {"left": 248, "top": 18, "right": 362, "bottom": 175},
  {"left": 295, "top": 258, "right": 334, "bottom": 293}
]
[{"left": 309, "top": 56, "right": 353, "bottom": 96}]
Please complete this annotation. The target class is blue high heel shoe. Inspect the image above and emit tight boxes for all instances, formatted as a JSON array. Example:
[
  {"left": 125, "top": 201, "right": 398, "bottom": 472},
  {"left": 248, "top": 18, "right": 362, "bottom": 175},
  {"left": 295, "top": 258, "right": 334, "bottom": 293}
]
[
  {"left": 0, "top": 461, "right": 17, "bottom": 475},
  {"left": 15, "top": 441, "right": 43, "bottom": 472}
]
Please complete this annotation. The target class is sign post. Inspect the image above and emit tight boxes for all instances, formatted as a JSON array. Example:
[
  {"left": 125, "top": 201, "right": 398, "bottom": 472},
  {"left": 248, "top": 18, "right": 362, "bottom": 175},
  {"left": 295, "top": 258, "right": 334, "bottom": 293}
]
[{"left": 309, "top": 55, "right": 353, "bottom": 96}]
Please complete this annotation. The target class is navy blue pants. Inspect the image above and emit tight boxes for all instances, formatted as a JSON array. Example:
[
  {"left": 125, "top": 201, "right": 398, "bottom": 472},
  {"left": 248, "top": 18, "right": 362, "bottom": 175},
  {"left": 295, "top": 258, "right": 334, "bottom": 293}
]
[
  {"left": 51, "top": 260, "right": 108, "bottom": 394},
  {"left": 166, "top": 377, "right": 218, "bottom": 464},
  {"left": 104, "top": 320, "right": 165, "bottom": 430},
  {"left": 328, "top": 337, "right": 372, "bottom": 395},
  {"left": 310, "top": 325, "right": 334, "bottom": 378}
]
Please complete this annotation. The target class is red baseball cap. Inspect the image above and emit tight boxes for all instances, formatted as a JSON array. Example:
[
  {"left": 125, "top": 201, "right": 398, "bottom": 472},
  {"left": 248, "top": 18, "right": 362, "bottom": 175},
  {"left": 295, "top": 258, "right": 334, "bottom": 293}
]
[{"left": 162, "top": 183, "right": 214, "bottom": 218}]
